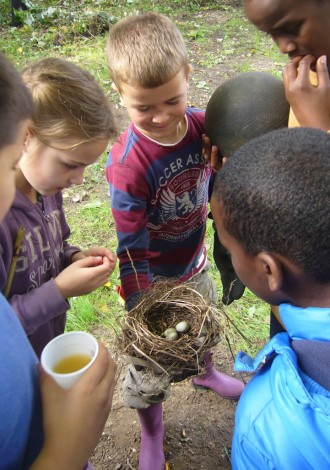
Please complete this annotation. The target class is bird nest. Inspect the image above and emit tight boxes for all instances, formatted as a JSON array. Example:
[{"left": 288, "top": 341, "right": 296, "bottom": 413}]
[{"left": 118, "top": 281, "right": 222, "bottom": 381}]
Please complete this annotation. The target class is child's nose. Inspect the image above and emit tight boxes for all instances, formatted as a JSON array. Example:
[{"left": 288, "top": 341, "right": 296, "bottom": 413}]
[
  {"left": 276, "top": 36, "right": 296, "bottom": 55},
  {"left": 152, "top": 110, "right": 168, "bottom": 124},
  {"left": 69, "top": 167, "right": 84, "bottom": 186}
]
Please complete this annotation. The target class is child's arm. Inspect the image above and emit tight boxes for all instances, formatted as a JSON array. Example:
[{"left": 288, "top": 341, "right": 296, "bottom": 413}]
[
  {"left": 108, "top": 161, "right": 152, "bottom": 308},
  {"left": 0, "top": 238, "right": 70, "bottom": 336},
  {"left": 283, "top": 54, "right": 330, "bottom": 131},
  {"left": 29, "top": 341, "right": 116, "bottom": 470}
]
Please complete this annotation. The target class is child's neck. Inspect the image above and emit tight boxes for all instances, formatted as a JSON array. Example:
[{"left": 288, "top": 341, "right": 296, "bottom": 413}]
[
  {"left": 136, "top": 116, "right": 187, "bottom": 145},
  {"left": 15, "top": 168, "right": 37, "bottom": 203},
  {"left": 285, "top": 280, "right": 330, "bottom": 309}
]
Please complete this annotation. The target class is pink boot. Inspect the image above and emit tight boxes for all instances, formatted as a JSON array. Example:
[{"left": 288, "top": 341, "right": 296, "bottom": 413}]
[
  {"left": 193, "top": 351, "right": 244, "bottom": 400},
  {"left": 138, "top": 403, "right": 165, "bottom": 470}
]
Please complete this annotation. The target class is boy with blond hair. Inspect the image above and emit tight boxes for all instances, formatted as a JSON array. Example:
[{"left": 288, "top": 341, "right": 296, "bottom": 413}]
[{"left": 106, "top": 12, "right": 244, "bottom": 470}]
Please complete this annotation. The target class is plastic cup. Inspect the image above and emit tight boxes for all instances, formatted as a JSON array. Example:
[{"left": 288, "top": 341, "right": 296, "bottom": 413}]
[{"left": 40, "top": 331, "right": 99, "bottom": 389}]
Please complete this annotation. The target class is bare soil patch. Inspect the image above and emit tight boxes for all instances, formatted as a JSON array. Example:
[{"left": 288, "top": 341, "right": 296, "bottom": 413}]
[{"left": 91, "top": 327, "right": 245, "bottom": 470}]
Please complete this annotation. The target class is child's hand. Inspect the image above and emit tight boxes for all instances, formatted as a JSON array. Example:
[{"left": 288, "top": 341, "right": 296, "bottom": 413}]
[
  {"left": 54, "top": 255, "right": 115, "bottom": 298},
  {"left": 202, "top": 134, "right": 223, "bottom": 172},
  {"left": 30, "top": 342, "right": 117, "bottom": 470},
  {"left": 283, "top": 54, "right": 330, "bottom": 131},
  {"left": 72, "top": 246, "right": 117, "bottom": 268}
]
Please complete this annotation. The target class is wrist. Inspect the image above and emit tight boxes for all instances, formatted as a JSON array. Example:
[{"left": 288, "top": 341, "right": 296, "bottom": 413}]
[
  {"left": 71, "top": 251, "right": 83, "bottom": 263},
  {"left": 54, "top": 277, "right": 69, "bottom": 299},
  {"left": 29, "top": 447, "right": 81, "bottom": 470}
]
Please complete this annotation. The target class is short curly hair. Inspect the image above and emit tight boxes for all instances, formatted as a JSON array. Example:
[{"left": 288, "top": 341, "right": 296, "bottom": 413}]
[{"left": 212, "top": 127, "right": 330, "bottom": 283}]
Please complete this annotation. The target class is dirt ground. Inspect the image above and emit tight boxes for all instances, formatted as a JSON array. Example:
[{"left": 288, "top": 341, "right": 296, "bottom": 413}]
[{"left": 88, "top": 5, "right": 276, "bottom": 469}]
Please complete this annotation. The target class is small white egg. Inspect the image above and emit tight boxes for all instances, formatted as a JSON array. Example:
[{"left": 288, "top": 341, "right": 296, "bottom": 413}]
[
  {"left": 165, "top": 330, "right": 179, "bottom": 341},
  {"left": 175, "top": 320, "right": 191, "bottom": 334},
  {"left": 163, "top": 327, "right": 177, "bottom": 337}
]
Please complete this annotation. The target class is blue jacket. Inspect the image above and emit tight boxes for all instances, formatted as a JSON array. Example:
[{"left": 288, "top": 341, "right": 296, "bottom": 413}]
[
  {"left": 232, "top": 303, "right": 330, "bottom": 469},
  {"left": 0, "top": 293, "right": 43, "bottom": 468}
]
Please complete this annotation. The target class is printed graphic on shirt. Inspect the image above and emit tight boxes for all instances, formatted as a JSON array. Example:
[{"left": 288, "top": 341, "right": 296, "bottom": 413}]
[
  {"left": 148, "top": 167, "right": 208, "bottom": 242},
  {"left": 14, "top": 209, "right": 65, "bottom": 290}
]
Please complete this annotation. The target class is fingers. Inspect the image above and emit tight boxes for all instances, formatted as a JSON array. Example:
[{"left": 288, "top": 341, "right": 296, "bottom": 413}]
[
  {"left": 56, "top": 257, "right": 114, "bottom": 296},
  {"left": 202, "top": 134, "right": 221, "bottom": 171},
  {"left": 316, "top": 55, "right": 330, "bottom": 88},
  {"left": 296, "top": 55, "right": 316, "bottom": 83},
  {"left": 283, "top": 59, "right": 298, "bottom": 90},
  {"left": 283, "top": 53, "right": 330, "bottom": 129},
  {"left": 202, "top": 134, "right": 212, "bottom": 164},
  {"left": 38, "top": 363, "right": 64, "bottom": 405},
  {"left": 83, "top": 247, "right": 117, "bottom": 263},
  {"left": 76, "top": 255, "right": 113, "bottom": 272},
  {"left": 78, "top": 342, "right": 109, "bottom": 385},
  {"left": 78, "top": 342, "right": 117, "bottom": 408},
  {"left": 210, "top": 145, "right": 221, "bottom": 172},
  {"left": 283, "top": 54, "right": 314, "bottom": 86}
]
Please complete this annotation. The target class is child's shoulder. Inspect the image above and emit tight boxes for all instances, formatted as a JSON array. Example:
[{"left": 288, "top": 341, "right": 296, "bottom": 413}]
[
  {"left": 186, "top": 106, "right": 205, "bottom": 120},
  {"left": 186, "top": 106, "right": 205, "bottom": 126},
  {"left": 186, "top": 106, "right": 205, "bottom": 136},
  {"left": 112, "top": 122, "right": 138, "bottom": 149}
]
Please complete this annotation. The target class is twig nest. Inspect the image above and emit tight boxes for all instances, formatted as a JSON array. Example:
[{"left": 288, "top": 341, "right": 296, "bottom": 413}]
[{"left": 118, "top": 280, "right": 223, "bottom": 381}]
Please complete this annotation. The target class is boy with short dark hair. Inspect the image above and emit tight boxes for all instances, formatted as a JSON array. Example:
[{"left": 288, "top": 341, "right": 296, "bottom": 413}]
[
  {"left": 205, "top": 71, "right": 289, "bottom": 308},
  {"left": 243, "top": 0, "right": 330, "bottom": 132},
  {"left": 106, "top": 12, "right": 244, "bottom": 470},
  {"left": 211, "top": 127, "right": 330, "bottom": 468}
]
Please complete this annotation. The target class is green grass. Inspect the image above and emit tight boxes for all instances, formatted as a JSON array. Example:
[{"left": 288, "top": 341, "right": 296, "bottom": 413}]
[
  {"left": 0, "top": 0, "right": 278, "bottom": 358},
  {"left": 66, "top": 287, "right": 123, "bottom": 333}
]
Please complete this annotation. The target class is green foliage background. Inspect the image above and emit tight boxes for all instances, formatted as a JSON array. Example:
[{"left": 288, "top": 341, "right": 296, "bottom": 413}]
[{"left": 0, "top": 0, "right": 282, "bottom": 356}]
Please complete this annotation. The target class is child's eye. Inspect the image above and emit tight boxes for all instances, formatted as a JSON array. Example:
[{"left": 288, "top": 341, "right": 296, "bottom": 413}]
[
  {"left": 286, "top": 22, "right": 302, "bottom": 36},
  {"left": 65, "top": 163, "right": 79, "bottom": 170},
  {"left": 137, "top": 107, "right": 150, "bottom": 113},
  {"left": 273, "top": 22, "right": 302, "bottom": 37},
  {"left": 167, "top": 100, "right": 179, "bottom": 106}
]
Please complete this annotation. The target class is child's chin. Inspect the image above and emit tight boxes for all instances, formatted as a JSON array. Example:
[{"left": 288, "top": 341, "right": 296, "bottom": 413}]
[{"left": 41, "top": 189, "right": 58, "bottom": 196}]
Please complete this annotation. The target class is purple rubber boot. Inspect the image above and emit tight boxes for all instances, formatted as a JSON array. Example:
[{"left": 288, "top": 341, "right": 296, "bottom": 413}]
[
  {"left": 138, "top": 403, "right": 165, "bottom": 470},
  {"left": 82, "top": 462, "right": 94, "bottom": 470},
  {"left": 193, "top": 351, "right": 244, "bottom": 400}
]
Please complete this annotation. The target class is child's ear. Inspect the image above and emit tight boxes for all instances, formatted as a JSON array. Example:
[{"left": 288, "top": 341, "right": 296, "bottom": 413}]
[
  {"left": 111, "top": 81, "right": 119, "bottom": 92},
  {"left": 24, "top": 128, "right": 34, "bottom": 147},
  {"left": 256, "top": 252, "right": 284, "bottom": 293}
]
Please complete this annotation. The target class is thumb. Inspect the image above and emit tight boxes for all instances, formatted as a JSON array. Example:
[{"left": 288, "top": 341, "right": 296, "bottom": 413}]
[
  {"left": 316, "top": 55, "right": 330, "bottom": 86},
  {"left": 38, "top": 363, "right": 62, "bottom": 398}
]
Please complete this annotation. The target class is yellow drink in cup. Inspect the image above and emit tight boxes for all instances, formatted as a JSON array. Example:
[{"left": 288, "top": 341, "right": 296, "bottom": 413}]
[
  {"left": 53, "top": 354, "right": 92, "bottom": 373},
  {"left": 41, "top": 331, "right": 99, "bottom": 389}
]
